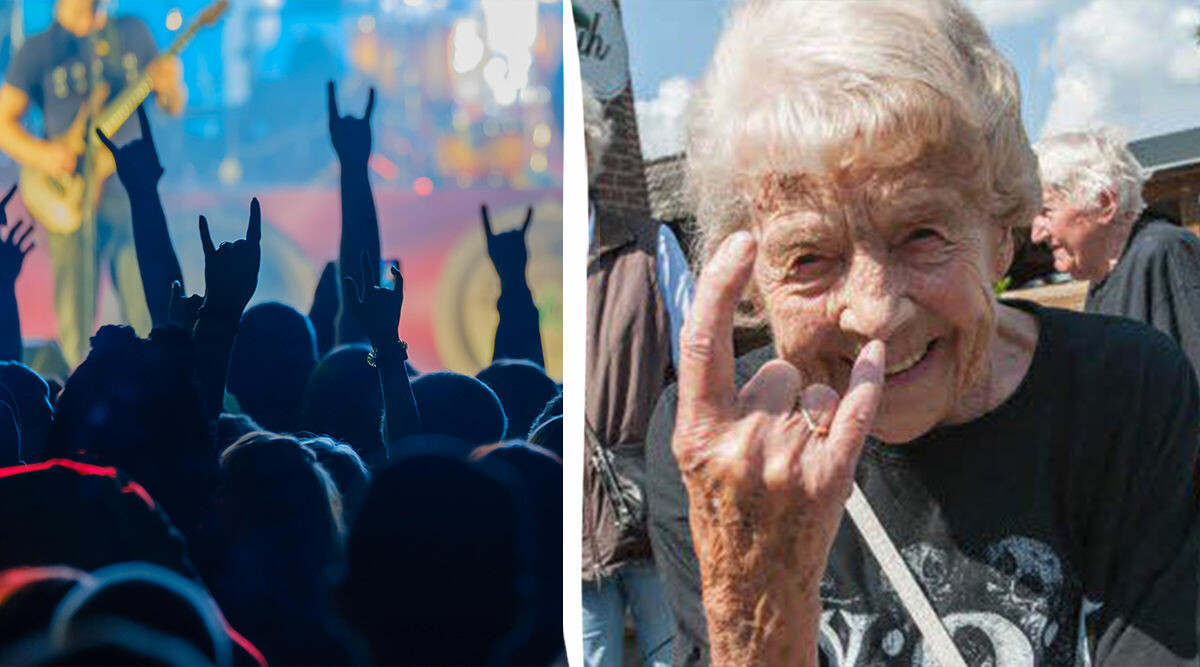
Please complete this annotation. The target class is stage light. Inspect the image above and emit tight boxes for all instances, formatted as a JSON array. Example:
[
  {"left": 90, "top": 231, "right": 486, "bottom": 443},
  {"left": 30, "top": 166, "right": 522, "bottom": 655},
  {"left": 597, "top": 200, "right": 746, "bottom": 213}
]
[
  {"left": 414, "top": 177, "right": 434, "bottom": 196},
  {"left": 165, "top": 8, "right": 182, "bottom": 31},
  {"left": 530, "top": 151, "right": 547, "bottom": 173},
  {"left": 532, "top": 123, "right": 551, "bottom": 147},
  {"left": 358, "top": 15, "right": 376, "bottom": 33},
  {"left": 451, "top": 19, "right": 484, "bottom": 73}
]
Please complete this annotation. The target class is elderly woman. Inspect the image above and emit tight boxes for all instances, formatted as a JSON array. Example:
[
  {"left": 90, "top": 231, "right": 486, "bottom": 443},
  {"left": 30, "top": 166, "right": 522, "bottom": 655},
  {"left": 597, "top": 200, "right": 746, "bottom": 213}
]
[{"left": 644, "top": 1, "right": 1200, "bottom": 665}]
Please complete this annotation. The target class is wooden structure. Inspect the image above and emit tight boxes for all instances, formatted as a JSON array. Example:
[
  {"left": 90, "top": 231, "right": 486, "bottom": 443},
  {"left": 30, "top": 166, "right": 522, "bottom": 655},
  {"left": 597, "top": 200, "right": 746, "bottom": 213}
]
[{"left": 1130, "top": 127, "right": 1200, "bottom": 233}]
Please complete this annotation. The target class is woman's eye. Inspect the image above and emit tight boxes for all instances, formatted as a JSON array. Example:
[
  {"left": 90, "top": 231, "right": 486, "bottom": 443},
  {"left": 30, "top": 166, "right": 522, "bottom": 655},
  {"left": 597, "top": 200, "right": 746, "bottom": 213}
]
[
  {"left": 902, "top": 228, "right": 947, "bottom": 250},
  {"left": 789, "top": 254, "right": 834, "bottom": 280}
]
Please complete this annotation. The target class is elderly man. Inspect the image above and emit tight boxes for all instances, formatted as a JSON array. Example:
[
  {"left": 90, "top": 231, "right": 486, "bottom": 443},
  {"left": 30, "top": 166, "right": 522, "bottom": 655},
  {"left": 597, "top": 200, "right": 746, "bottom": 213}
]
[
  {"left": 1033, "top": 129, "right": 1200, "bottom": 379},
  {"left": 644, "top": 1, "right": 1200, "bottom": 665}
]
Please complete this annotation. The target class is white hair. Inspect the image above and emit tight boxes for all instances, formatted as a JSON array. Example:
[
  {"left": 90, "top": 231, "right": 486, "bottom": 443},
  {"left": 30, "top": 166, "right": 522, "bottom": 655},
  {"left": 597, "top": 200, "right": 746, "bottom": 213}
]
[
  {"left": 685, "top": 0, "right": 1039, "bottom": 265},
  {"left": 1034, "top": 127, "right": 1147, "bottom": 223},
  {"left": 582, "top": 82, "right": 613, "bottom": 184}
]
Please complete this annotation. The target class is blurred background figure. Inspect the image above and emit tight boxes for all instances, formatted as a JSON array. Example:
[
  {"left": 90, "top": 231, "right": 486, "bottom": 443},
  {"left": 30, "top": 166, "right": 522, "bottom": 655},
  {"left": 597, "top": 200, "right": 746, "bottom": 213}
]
[{"left": 0, "top": 0, "right": 564, "bottom": 384}]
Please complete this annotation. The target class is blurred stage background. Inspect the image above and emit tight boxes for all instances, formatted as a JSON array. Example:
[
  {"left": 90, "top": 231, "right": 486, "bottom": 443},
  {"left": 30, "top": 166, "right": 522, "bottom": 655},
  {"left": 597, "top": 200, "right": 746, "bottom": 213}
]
[{"left": 1, "top": 0, "right": 564, "bottom": 379}]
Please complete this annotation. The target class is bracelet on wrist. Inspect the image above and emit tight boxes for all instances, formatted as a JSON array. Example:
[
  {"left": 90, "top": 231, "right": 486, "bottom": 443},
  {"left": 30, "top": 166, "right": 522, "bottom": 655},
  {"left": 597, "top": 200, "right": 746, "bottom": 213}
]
[{"left": 367, "top": 340, "right": 408, "bottom": 367}]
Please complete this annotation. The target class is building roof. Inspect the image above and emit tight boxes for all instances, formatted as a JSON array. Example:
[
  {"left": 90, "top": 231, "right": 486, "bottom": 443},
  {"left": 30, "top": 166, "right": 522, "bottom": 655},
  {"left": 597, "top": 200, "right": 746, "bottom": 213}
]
[
  {"left": 1129, "top": 127, "right": 1200, "bottom": 173},
  {"left": 644, "top": 153, "right": 689, "bottom": 221}
]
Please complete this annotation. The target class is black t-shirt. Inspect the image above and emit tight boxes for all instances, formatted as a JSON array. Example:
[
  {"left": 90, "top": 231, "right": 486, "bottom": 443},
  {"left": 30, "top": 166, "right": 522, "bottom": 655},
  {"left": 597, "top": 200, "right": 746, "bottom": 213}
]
[
  {"left": 1087, "top": 217, "right": 1200, "bottom": 386},
  {"left": 646, "top": 301, "right": 1200, "bottom": 666},
  {"left": 4, "top": 17, "right": 156, "bottom": 145}
]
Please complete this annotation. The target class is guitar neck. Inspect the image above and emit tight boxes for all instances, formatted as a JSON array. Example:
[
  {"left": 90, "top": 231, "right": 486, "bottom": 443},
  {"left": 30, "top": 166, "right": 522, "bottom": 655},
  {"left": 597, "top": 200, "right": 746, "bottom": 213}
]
[{"left": 93, "top": 16, "right": 204, "bottom": 138}]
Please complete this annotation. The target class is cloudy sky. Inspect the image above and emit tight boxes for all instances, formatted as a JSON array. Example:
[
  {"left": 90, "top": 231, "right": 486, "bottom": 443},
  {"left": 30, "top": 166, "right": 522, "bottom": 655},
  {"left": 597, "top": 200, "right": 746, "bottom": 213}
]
[{"left": 622, "top": 0, "right": 1200, "bottom": 159}]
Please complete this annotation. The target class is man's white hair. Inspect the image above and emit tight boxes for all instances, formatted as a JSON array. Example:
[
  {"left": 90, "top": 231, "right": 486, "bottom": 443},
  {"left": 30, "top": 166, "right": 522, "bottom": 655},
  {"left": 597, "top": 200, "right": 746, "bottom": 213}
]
[
  {"left": 685, "top": 0, "right": 1039, "bottom": 264},
  {"left": 582, "top": 82, "right": 613, "bottom": 184},
  {"left": 1034, "top": 128, "right": 1147, "bottom": 223}
]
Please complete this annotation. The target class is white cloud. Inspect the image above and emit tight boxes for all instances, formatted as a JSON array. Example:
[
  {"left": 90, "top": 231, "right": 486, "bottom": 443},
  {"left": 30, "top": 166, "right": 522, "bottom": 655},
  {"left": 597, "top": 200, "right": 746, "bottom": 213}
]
[
  {"left": 965, "top": 0, "right": 1067, "bottom": 27},
  {"left": 1041, "top": 0, "right": 1200, "bottom": 140},
  {"left": 635, "top": 76, "right": 693, "bottom": 159}
]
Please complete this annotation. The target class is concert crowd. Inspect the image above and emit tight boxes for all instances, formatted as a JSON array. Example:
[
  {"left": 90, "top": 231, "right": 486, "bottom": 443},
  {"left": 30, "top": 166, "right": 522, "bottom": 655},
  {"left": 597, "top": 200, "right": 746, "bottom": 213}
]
[{"left": 0, "top": 80, "right": 565, "bottom": 666}]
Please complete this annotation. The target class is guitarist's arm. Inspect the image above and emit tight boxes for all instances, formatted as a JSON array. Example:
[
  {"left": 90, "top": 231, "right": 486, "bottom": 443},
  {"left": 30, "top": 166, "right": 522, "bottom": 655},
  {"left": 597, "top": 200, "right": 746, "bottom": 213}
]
[
  {"left": 0, "top": 85, "right": 76, "bottom": 178},
  {"left": 96, "top": 105, "right": 182, "bottom": 327}
]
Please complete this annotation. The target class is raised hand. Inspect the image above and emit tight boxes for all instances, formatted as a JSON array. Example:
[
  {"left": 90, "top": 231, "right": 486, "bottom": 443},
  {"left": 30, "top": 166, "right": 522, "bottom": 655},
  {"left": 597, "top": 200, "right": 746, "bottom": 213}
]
[
  {"left": 328, "top": 81, "right": 375, "bottom": 165},
  {"left": 168, "top": 280, "right": 203, "bottom": 332},
  {"left": 0, "top": 186, "right": 31, "bottom": 285},
  {"left": 199, "top": 198, "right": 262, "bottom": 318},
  {"left": 671, "top": 232, "right": 885, "bottom": 665},
  {"left": 95, "top": 105, "right": 163, "bottom": 193},
  {"left": 343, "top": 252, "right": 403, "bottom": 349},
  {"left": 481, "top": 204, "right": 533, "bottom": 285}
]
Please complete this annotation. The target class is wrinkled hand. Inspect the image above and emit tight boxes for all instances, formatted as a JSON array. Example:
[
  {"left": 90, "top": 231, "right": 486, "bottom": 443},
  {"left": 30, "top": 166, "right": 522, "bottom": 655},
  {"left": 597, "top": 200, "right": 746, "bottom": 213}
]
[
  {"left": 328, "top": 81, "right": 374, "bottom": 165},
  {"left": 0, "top": 186, "right": 32, "bottom": 285},
  {"left": 481, "top": 204, "right": 532, "bottom": 285},
  {"left": 199, "top": 198, "right": 262, "bottom": 318},
  {"left": 343, "top": 252, "right": 403, "bottom": 349},
  {"left": 672, "top": 232, "right": 884, "bottom": 657},
  {"left": 96, "top": 105, "right": 163, "bottom": 193},
  {"left": 168, "top": 280, "right": 203, "bottom": 331}
]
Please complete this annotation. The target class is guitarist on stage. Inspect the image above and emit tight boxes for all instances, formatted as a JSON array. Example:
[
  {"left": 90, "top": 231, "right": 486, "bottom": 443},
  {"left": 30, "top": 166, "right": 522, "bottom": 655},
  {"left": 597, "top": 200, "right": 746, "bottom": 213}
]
[{"left": 0, "top": 0, "right": 184, "bottom": 365}]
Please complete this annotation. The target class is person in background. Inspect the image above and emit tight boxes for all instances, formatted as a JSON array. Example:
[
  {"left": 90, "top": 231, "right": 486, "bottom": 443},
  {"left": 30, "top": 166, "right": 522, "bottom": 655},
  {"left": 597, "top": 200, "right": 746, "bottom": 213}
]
[
  {"left": 1033, "top": 128, "right": 1200, "bottom": 379},
  {"left": 582, "top": 81, "right": 685, "bottom": 667},
  {"left": 0, "top": 0, "right": 185, "bottom": 365}
]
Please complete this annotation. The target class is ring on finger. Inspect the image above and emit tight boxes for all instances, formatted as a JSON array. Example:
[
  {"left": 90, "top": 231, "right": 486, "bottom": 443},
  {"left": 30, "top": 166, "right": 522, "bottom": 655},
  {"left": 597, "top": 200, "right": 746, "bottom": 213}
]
[{"left": 793, "top": 396, "right": 829, "bottom": 437}]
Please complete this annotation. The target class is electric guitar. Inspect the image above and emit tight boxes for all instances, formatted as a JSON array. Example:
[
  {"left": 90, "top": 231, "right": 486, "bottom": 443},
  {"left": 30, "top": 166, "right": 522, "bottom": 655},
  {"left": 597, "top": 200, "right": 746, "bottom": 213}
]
[{"left": 19, "top": 1, "right": 227, "bottom": 235}]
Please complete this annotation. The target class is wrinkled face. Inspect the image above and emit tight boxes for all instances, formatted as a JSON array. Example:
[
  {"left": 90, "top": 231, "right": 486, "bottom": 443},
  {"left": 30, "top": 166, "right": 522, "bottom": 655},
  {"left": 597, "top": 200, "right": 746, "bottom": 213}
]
[
  {"left": 753, "top": 166, "right": 1006, "bottom": 443},
  {"left": 1030, "top": 191, "right": 1107, "bottom": 280}
]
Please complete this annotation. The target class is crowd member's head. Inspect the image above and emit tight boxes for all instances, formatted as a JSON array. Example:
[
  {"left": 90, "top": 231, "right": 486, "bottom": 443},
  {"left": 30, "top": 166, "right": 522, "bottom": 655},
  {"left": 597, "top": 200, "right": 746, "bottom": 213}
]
[
  {"left": 0, "top": 399, "right": 17, "bottom": 466},
  {"left": 216, "top": 432, "right": 344, "bottom": 572},
  {"left": 583, "top": 82, "right": 613, "bottom": 186},
  {"left": 49, "top": 562, "right": 231, "bottom": 666},
  {"left": 216, "top": 412, "right": 263, "bottom": 449},
  {"left": 228, "top": 303, "right": 318, "bottom": 433},
  {"left": 214, "top": 432, "right": 350, "bottom": 664},
  {"left": 472, "top": 442, "right": 563, "bottom": 664},
  {"left": 0, "top": 362, "right": 53, "bottom": 463},
  {"left": 0, "top": 566, "right": 92, "bottom": 648},
  {"left": 300, "top": 435, "right": 370, "bottom": 526},
  {"left": 339, "top": 455, "right": 533, "bottom": 665},
  {"left": 0, "top": 459, "right": 197, "bottom": 579},
  {"left": 1032, "top": 128, "right": 1148, "bottom": 281},
  {"left": 529, "top": 391, "right": 562, "bottom": 433},
  {"left": 301, "top": 344, "right": 385, "bottom": 468},
  {"left": 411, "top": 371, "right": 508, "bottom": 445},
  {"left": 476, "top": 359, "right": 558, "bottom": 440},
  {"left": 528, "top": 413, "right": 563, "bottom": 459},
  {"left": 43, "top": 326, "right": 214, "bottom": 530},
  {"left": 686, "top": 0, "right": 1039, "bottom": 444}
]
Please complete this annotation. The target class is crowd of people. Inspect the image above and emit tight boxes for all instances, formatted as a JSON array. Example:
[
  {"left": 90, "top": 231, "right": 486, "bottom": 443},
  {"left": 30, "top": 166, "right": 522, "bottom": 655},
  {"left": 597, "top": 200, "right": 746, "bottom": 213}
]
[{"left": 0, "top": 76, "right": 565, "bottom": 666}]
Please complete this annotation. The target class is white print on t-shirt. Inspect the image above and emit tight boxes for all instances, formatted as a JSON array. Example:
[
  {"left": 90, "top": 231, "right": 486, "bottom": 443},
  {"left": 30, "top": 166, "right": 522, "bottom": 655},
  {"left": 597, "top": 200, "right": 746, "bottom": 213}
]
[{"left": 818, "top": 536, "right": 1104, "bottom": 666}]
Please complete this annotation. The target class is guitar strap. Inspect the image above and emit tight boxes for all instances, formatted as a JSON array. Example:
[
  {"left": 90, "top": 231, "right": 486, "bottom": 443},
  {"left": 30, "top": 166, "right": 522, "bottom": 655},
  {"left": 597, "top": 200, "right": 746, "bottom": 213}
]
[{"left": 845, "top": 482, "right": 967, "bottom": 667}]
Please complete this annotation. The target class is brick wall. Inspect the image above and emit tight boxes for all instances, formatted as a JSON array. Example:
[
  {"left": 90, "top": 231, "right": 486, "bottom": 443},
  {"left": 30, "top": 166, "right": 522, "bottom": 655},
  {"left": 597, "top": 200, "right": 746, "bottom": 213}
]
[{"left": 586, "top": 0, "right": 651, "bottom": 218}]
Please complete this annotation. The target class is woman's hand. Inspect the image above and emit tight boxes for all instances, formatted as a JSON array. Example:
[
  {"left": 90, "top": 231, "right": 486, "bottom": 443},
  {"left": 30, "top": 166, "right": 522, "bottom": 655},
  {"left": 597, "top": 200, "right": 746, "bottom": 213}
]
[{"left": 672, "top": 231, "right": 885, "bottom": 667}]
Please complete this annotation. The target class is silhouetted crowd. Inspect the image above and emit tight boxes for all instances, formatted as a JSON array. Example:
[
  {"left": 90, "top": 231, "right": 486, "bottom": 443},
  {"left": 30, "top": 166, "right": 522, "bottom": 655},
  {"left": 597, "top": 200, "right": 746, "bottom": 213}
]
[{"left": 0, "top": 83, "right": 565, "bottom": 666}]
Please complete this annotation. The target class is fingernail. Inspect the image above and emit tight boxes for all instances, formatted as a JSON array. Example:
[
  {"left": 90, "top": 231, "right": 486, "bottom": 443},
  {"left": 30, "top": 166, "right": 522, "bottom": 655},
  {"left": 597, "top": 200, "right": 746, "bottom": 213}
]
[
  {"left": 722, "top": 231, "right": 754, "bottom": 262},
  {"left": 862, "top": 339, "right": 885, "bottom": 361}
]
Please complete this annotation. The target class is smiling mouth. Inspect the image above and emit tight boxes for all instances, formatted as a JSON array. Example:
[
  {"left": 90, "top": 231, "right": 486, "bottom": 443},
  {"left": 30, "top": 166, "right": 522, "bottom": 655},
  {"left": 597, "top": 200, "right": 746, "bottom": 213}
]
[{"left": 884, "top": 339, "right": 937, "bottom": 377}]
